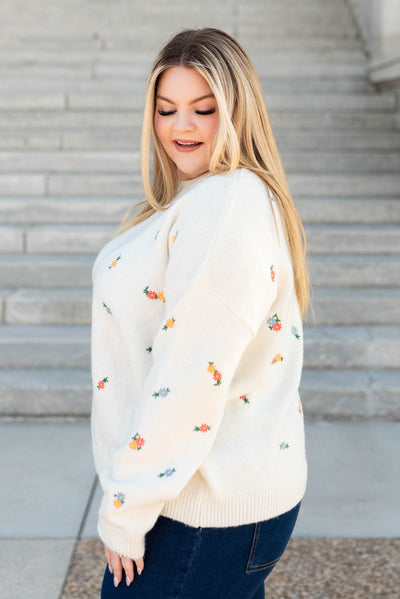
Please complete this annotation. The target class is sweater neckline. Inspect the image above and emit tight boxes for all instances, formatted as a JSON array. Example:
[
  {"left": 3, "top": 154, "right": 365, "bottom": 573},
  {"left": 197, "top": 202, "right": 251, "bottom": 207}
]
[{"left": 176, "top": 171, "right": 212, "bottom": 194}]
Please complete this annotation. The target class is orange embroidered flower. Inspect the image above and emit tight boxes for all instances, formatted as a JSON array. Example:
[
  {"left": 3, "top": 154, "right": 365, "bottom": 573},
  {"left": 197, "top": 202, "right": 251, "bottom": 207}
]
[
  {"left": 143, "top": 286, "right": 165, "bottom": 302},
  {"left": 129, "top": 433, "right": 145, "bottom": 451},
  {"left": 163, "top": 317, "right": 175, "bottom": 331},
  {"left": 271, "top": 354, "right": 283, "bottom": 364},
  {"left": 108, "top": 255, "right": 121, "bottom": 269},
  {"left": 207, "top": 363, "right": 216, "bottom": 373},
  {"left": 158, "top": 291, "right": 165, "bottom": 302},
  {"left": 113, "top": 492, "right": 125, "bottom": 509},
  {"left": 270, "top": 265, "right": 276, "bottom": 282},
  {"left": 172, "top": 231, "right": 178, "bottom": 243}
]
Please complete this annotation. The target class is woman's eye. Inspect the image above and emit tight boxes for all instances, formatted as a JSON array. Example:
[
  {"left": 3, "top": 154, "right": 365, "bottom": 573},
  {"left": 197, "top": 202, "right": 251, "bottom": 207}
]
[
  {"left": 157, "top": 109, "right": 175, "bottom": 116},
  {"left": 195, "top": 109, "right": 216, "bottom": 115}
]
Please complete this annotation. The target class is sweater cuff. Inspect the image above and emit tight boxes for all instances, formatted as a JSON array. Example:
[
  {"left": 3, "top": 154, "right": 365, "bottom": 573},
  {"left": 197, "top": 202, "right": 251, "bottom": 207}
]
[{"left": 97, "top": 518, "right": 145, "bottom": 561}]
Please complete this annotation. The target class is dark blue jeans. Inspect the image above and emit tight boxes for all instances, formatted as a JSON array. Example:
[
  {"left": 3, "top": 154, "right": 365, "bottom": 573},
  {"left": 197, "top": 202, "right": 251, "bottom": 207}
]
[{"left": 101, "top": 501, "right": 301, "bottom": 599}]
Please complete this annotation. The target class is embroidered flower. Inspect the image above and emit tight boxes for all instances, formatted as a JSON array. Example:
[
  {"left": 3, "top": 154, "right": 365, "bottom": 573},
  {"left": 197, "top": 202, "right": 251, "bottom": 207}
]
[
  {"left": 153, "top": 387, "right": 170, "bottom": 399},
  {"left": 146, "top": 346, "right": 152, "bottom": 353},
  {"left": 108, "top": 255, "right": 121, "bottom": 269},
  {"left": 97, "top": 377, "right": 109, "bottom": 389},
  {"left": 270, "top": 265, "right": 276, "bottom": 282},
  {"left": 143, "top": 286, "right": 165, "bottom": 302},
  {"left": 271, "top": 354, "right": 283, "bottom": 364},
  {"left": 240, "top": 394, "right": 250, "bottom": 404},
  {"left": 207, "top": 362, "right": 222, "bottom": 386},
  {"left": 292, "top": 326, "right": 301, "bottom": 340},
  {"left": 158, "top": 467, "right": 176, "bottom": 478},
  {"left": 267, "top": 313, "right": 281, "bottom": 331},
  {"left": 298, "top": 399, "right": 302, "bottom": 414},
  {"left": 102, "top": 302, "right": 112, "bottom": 315},
  {"left": 193, "top": 424, "right": 211, "bottom": 433},
  {"left": 130, "top": 433, "right": 145, "bottom": 451},
  {"left": 172, "top": 230, "right": 179, "bottom": 244},
  {"left": 279, "top": 442, "right": 289, "bottom": 450},
  {"left": 113, "top": 492, "right": 125, "bottom": 509},
  {"left": 163, "top": 317, "right": 175, "bottom": 331}
]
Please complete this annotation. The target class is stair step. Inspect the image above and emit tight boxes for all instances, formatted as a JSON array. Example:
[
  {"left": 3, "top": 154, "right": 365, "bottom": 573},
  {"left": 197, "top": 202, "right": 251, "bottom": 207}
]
[
  {"left": 0, "top": 325, "right": 90, "bottom": 368},
  {"left": 0, "top": 368, "right": 91, "bottom": 416},
  {"left": 2, "top": 224, "right": 399, "bottom": 256},
  {"left": 0, "top": 198, "right": 132, "bottom": 225},
  {"left": 0, "top": 324, "right": 398, "bottom": 370},
  {"left": 0, "top": 150, "right": 399, "bottom": 175},
  {"left": 2, "top": 287, "right": 399, "bottom": 326},
  {"left": 2, "top": 129, "right": 399, "bottom": 152},
  {"left": 0, "top": 198, "right": 398, "bottom": 226},
  {"left": 0, "top": 110, "right": 395, "bottom": 131},
  {"left": 300, "top": 369, "right": 400, "bottom": 421},
  {"left": 0, "top": 91, "right": 395, "bottom": 112},
  {"left": 0, "top": 254, "right": 398, "bottom": 289},
  {"left": 310, "top": 288, "right": 400, "bottom": 325},
  {"left": 3, "top": 288, "right": 92, "bottom": 325},
  {"left": 1, "top": 173, "right": 400, "bottom": 198},
  {"left": 309, "top": 256, "right": 400, "bottom": 287},
  {"left": 0, "top": 367, "right": 398, "bottom": 420},
  {"left": 298, "top": 199, "right": 400, "bottom": 225},
  {"left": 306, "top": 225, "right": 400, "bottom": 255},
  {"left": 304, "top": 326, "right": 400, "bottom": 369},
  {"left": 1, "top": 76, "right": 376, "bottom": 94}
]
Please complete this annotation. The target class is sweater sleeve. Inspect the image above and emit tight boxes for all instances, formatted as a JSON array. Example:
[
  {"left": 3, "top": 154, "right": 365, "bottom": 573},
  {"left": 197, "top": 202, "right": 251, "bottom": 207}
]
[{"left": 96, "top": 169, "right": 280, "bottom": 559}]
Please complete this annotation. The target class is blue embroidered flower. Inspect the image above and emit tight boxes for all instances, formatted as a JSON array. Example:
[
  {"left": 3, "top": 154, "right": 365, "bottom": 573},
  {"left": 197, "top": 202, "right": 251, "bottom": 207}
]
[
  {"left": 158, "top": 467, "right": 176, "bottom": 478},
  {"left": 102, "top": 302, "right": 112, "bottom": 315},
  {"left": 153, "top": 387, "right": 170, "bottom": 399},
  {"left": 292, "top": 326, "right": 301, "bottom": 339},
  {"left": 279, "top": 442, "right": 289, "bottom": 450}
]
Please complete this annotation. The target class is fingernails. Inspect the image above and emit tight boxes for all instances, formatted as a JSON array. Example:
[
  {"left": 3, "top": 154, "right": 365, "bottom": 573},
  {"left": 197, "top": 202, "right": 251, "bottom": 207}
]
[
  {"left": 137, "top": 567, "right": 143, "bottom": 575},
  {"left": 126, "top": 577, "right": 131, "bottom": 587},
  {"left": 114, "top": 576, "right": 119, "bottom": 588},
  {"left": 108, "top": 564, "right": 113, "bottom": 574}
]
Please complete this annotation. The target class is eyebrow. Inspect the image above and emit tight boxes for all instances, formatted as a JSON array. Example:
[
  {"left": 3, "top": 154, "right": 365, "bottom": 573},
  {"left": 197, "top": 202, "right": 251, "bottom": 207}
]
[{"left": 156, "top": 93, "right": 215, "bottom": 105}]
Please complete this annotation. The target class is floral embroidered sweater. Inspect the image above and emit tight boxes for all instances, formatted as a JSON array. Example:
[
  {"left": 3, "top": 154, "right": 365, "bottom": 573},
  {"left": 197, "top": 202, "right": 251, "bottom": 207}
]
[{"left": 90, "top": 167, "right": 307, "bottom": 560}]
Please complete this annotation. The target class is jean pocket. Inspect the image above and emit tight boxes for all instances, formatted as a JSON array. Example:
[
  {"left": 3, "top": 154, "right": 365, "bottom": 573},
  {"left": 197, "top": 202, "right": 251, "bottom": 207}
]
[{"left": 245, "top": 502, "right": 301, "bottom": 574}]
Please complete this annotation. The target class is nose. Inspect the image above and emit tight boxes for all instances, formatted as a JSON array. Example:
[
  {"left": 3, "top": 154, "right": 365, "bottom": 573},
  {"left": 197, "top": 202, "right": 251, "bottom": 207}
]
[{"left": 173, "top": 109, "right": 194, "bottom": 133}]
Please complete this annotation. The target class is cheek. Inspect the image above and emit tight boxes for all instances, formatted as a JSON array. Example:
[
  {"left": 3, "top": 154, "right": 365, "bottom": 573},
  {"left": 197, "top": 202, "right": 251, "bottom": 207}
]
[{"left": 204, "top": 114, "right": 219, "bottom": 144}]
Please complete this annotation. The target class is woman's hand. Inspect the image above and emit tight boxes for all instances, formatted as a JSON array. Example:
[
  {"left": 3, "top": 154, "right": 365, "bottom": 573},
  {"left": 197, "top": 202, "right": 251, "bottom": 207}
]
[{"left": 104, "top": 543, "right": 144, "bottom": 587}]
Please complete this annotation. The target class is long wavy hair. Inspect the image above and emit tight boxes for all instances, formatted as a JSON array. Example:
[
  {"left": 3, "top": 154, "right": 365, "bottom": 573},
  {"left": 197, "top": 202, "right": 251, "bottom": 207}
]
[{"left": 115, "top": 27, "right": 310, "bottom": 317}]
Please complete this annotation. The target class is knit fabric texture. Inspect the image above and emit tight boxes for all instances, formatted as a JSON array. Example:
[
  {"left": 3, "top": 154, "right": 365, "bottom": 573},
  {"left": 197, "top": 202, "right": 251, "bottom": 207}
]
[{"left": 90, "top": 167, "right": 307, "bottom": 560}]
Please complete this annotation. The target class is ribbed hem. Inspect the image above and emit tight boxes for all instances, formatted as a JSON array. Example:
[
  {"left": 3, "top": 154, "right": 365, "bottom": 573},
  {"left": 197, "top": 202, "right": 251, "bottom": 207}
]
[{"left": 160, "top": 483, "right": 306, "bottom": 528}]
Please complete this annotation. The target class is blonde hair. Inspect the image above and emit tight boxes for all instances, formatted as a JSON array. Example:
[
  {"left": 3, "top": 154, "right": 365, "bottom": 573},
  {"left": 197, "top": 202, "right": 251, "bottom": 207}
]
[{"left": 116, "top": 27, "right": 310, "bottom": 317}]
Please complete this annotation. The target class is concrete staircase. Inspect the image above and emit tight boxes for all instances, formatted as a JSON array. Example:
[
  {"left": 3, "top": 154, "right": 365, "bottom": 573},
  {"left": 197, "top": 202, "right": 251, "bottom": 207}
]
[{"left": 0, "top": 0, "right": 399, "bottom": 420}]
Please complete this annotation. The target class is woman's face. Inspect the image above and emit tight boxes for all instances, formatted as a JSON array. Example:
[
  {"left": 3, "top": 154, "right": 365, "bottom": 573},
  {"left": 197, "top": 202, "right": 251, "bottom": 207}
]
[{"left": 154, "top": 66, "right": 219, "bottom": 181}]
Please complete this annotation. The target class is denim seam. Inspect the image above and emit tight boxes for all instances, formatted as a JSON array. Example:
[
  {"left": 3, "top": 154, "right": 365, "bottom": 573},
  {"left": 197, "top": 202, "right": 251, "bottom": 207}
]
[
  {"left": 245, "top": 523, "right": 282, "bottom": 573},
  {"left": 172, "top": 528, "right": 203, "bottom": 599}
]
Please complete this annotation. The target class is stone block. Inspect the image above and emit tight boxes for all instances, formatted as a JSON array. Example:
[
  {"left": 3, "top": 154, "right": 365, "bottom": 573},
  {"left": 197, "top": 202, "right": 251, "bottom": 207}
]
[
  {"left": 0, "top": 226, "right": 23, "bottom": 253},
  {"left": 0, "top": 369, "right": 91, "bottom": 415},
  {"left": 26, "top": 225, "right": 114, "bottom": 254},
  {"left": 0, "top": 256, "right": 93, "bottom": 288},
  {"left": 5, "top": 288, "right": 92, "bottom": 324},
  {"left": 305, "top": 224, "right": 400, "bottom": 255},
  {"left": 308, "top": 255, "right": 400, "bottom": 287}
]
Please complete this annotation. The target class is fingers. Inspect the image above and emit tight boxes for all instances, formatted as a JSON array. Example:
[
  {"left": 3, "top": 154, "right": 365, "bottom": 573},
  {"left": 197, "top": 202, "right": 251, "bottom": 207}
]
[
  {"left": 121, "top": 555, "right": 135, "bottom": 586},
  {"left": 105, "top": 544, "right": 145, "bottom": 588},
  {"left": 135, "top": 556, "right": 144, "bottom": 577}
]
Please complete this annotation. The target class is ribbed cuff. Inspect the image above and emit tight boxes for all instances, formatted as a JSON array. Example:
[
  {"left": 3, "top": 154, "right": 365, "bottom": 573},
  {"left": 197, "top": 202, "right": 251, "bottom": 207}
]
[{"left": 97, "top": 519, "right": 145, "bottom": 561}]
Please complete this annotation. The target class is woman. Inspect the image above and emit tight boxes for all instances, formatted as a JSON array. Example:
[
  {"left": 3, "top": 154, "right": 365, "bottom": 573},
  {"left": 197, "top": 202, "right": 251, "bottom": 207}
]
[{"left": 91, "top": 27, "right": 309, "bottom": 599}]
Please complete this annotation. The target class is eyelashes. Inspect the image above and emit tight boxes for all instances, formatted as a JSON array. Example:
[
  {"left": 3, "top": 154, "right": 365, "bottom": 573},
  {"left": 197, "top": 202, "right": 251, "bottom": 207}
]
[{"left": 157, "top": 108, "right": 216, "bottom": 116}]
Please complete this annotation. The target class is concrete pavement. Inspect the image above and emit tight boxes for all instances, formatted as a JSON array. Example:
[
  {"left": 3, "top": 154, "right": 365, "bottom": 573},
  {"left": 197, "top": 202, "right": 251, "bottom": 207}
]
[{"left": 0, "top": 420, "right": 399, "bottom": 598}]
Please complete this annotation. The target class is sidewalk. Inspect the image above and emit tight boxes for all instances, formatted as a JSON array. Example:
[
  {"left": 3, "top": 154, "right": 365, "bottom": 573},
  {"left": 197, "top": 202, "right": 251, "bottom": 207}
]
[{"left": 0, "top": 421, "right": 399, "bottom": 599}]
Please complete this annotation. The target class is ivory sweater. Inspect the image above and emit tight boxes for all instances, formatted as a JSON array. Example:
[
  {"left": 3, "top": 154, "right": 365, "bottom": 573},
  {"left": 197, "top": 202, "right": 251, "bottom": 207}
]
[{"left": 90, "top": 167, "right": 307, "bottom": 560}]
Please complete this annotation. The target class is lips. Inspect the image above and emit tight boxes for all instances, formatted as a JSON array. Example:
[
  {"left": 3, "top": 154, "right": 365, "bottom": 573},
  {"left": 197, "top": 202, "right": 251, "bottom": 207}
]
[{"left": 173, "top": 139, "right": 203, "bottom": 152}]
